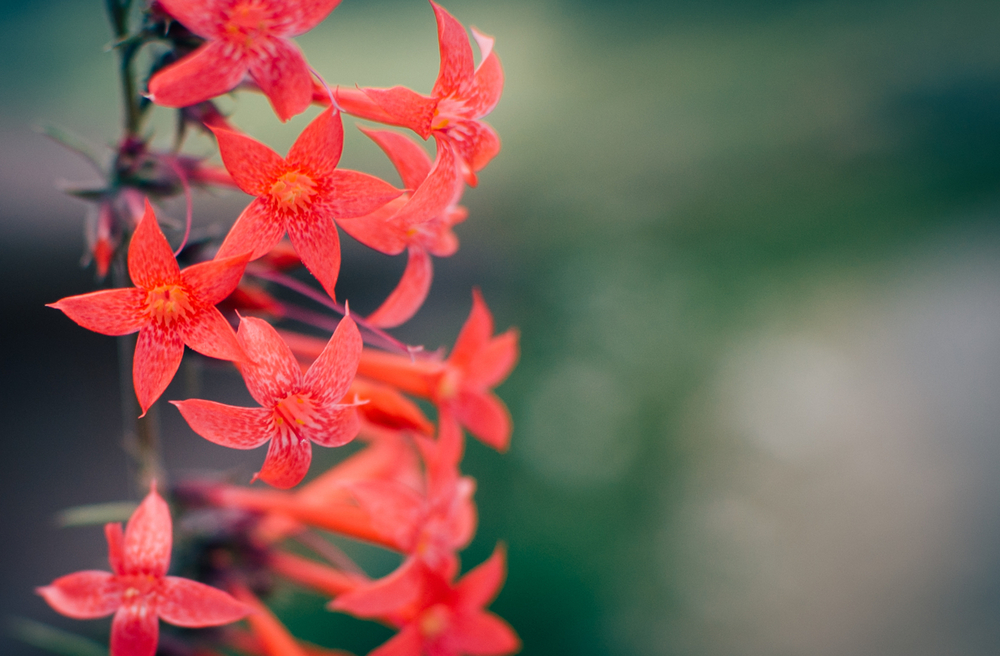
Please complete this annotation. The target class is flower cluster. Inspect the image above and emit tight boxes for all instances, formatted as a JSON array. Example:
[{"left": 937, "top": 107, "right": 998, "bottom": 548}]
[{"left": 38, "top": 2, "right": 518, "bottom": 655}]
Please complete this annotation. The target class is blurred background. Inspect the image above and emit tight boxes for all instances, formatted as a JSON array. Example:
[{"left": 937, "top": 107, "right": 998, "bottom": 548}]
[{"left": 3, "top": 0, "right": 1000, "bottom": 654}]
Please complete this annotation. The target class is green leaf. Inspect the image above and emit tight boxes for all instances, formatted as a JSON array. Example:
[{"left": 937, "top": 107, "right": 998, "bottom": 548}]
[
  {"left": 56, "top": 502, "right": 138, "bottom": 527},
  {"left": 7, "top": 617, "right": 107, "bottom": 656}
]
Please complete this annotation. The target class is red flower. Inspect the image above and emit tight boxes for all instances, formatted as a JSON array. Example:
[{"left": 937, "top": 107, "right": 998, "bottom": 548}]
[
  {"left": 332, "top": 545, "right": 519, "bottom": 656},
  {"left": 173, "top": 314, "right": 362, "bottom": 489},
  {"left": 212, "top": 108, "right": 402, "bottom": 300},
  {"left": 37, "top": 484, "right": 251, "bottom": 656},
  {"left": 334, "top": 1, "right": 504, "bottom": 186},
  {"left": 50, "top": 200, "right": 249, "bottom": 415},
  {"left": 148, "top": 0, "right": 341, "bottom": 121},
  {"left": 357, "top": 290, "right": 519, "bottom": 451},
  {"left": 338, "top": 130, "right": 466, "bottom": 328}
]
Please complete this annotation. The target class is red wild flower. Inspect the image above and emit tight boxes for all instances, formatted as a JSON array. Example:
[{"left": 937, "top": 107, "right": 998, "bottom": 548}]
[
  {"left": 37, "top": 484, "right": 251, "bottom": 656},
  {"left": 357, "top": 290, "right": 519, "bottom": 451},
  {"left": 50, "top": 200, "right": 249, "bottom": 414},
  {"left": 212, "top": 108, "right": 402, "bottom": 300},
  {"left": 338, "top": 129, "right": 466, "bottom": 328},
  {"left": 332, "top": 545, "right": 519, "bottom": 656},
  {"left": 333, "top": 1, "right": 504, "bottom": 186},
  {"left": 173, "top": 314, "right": 362, "bottom": 489},
  {"left": 148, "top": 0, "right": 341, "bottom": 121}
]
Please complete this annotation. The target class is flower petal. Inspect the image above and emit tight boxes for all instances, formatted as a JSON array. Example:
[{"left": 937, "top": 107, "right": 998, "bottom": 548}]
[
  {"left": 332, "top": 558, "right": 424, "bottom": 617},
  {"left": 322, "top": 170, "right": 404, "bottom": 220},
  {"left": 300, "top": 405, "right": 359, "bottom": 448},
  {"left": 450, "top": 612, "right": 520, "bottom": 656},
  {"left": 237, "top": 315, "right": 303, "bottom": 407},
  {"left": 360, "top": 127, "right": 432, "bottom": 191},
  {"left": 181, "top": 253, "right": 251, "bottom": 306},
  {"left": 286, "top": 211, "right": 342, "bottom": 300},
  {"left": 172, "top": 400, "right": 273, "bottom": 449},
  {"left": 431, "top": 1, "right": 475, "bottom": 100},
  {"left": 248, "top": 38, "right": 313, "bottom": 121},
  {"left": 345, "top": 480, "right": 424, "bottom": 550},
  {"left": 148, "top": 39, "right": 247, "bottom": 109},
  {"left": 255, "top": 431, "right": 313, "bottom": 489},
  {"left": 455, "top": 545, "right": 506, "bottom": 609},
  {"left": 287, "top": 107, "right": 343, "bottom": 176},
  {"left": 48, "top": 288, "right": 147, "bottom": 336},
  {"left": 216, "top": 197, "right": 287, "bottom": 261},
  {"left": 111, "top": 600, "right": 159, "bottom": 656},
  {"left": 123, "top": 484, "right": 172, "bottom": 577},
  {"left": 156, "top": 0, "right": 228, "bottom": 38},
  {"left": 336, "top": 199, "right": 409, "bottom": 255},
  {"left": 129, "top": 200, "right": 180, "bottom": 289},
  {"left": 303, "top": 314, "right": 362, "bottom": 405},
  {"left": 37, "top": 571, "right": 121, "bottom": 619},
  {"left": 466, "top": 48, "right": 504, "bottom": 119},
  {"left": 452, "top": 390, "right": 511, "bottom": 452},
  {"left": 158, "top": 577, "right": 252, "bottom": 627},
  {"left": 362, "top": 86, "right": 436, "bottom": 138},
  {"left": 391, "top": 141, "right": 460, "bottom": 231},
  {"left": 211, "top": 128, "right": 285, "bottom": 198},
  {"left": 465, "top": 329, "right": 519, "bottom": 389},
  {"left": 367, "top": 246, "right": 433, "bottom": 329},
  {"left": 370, "top": 626, "right": 423, "bottom": 656},
  {"left": 181, "top": 307, "right": 243, "bottom": 362},
  {"left": 106, "top": 522, "right": 125, "bottom": 576},
  {"left": 133, "top": 323, "right": 185, "bottom": 416},
  {"left": 449, "top": 289, "right": 493, "bottom": 371},
  {"left": 279, "top": 0, "right": 342, "bottom": 35}
]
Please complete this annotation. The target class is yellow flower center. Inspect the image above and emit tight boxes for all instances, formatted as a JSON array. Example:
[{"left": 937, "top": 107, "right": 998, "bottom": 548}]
[
  {"left": 273, "top": 393, "right": 316, "bottom": 432},
  {"left": 270, "top": 170, "right": 317, "bottom": 213},
  {"left": 418, "top": 604, "right": 451, "bottom": 638},
  {"left": 146, "top": 285, "right": 193, "bottom": 326},
  {"left": 436, "top": 366, "right": 463, "bottom": 401},
  {"left": 224, "top": 1, "right": 271, "bottom": 48}
]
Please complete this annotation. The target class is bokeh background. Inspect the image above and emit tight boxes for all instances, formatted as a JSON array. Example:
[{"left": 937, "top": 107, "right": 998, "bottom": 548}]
[{"left": 4, "top": 0, "right": 1000, "bottom": 654}]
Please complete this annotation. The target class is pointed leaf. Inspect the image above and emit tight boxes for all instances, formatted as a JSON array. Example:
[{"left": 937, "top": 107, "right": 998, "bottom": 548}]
[
  {"left": 453, "top": 390, "right": 511, "bottom": 452},
  {"left": 48, "top": 288, "right": 147, "bottom": 336},
  {"left": 431, "top": 1, "right": 474, "bottom": 99},
  {"left": 123, "top": 485, "right": 172, "bottom": 577},
  {"left": 303, "top": 314, "right": 362, "bottom": 405},
  {"left": 286, "top": 211, "right": 342, "bottom": 300},
  {"left": 148, "top": 39, "right": 247, "bottom": 109},
  {"left": 360, "top": 127, "right": 432, "bottom": 190},
  {"left": 133, "top": 324, "right": 185, "bottom": 416},
  {"left": 181, "top": 252, "right": 251, "bottom": 306},
  {"left": 287, "top": 107, "right": 343, "bottom": 175},
  {"left": 129, "top": 201, "right": 180, "bottom": 289},
  {"left": 248, "top": 38, "right": 314, "bottom": 121},
  {"left": 37, "top": 572, "right": 121, "bottom": 619},
  {"left": 238, "top": 315, "right": 303, "bottom": 406},
  {"left": 173, "top": 400, "right": 273, "bottom": 449},
  {"left": 367, "top": 246, "right": 433, "bottom": 329},
  {"left": 256, "top": 431, "right": 313, "bottom": 489},
  {"left": 158, "top": 577, "right": 251, "bottom": 627},
  {"left": 110, "top": 600, "right": 159, "bottom": 656},
  {"left": 216, "top": 197, "right": 287, "bottom": 260},
  {"left": 181, "top": 306, "right": 243, "bottom": 362},
  {"left": 211, "top": 128, "right": 285, "bottom": 197}
]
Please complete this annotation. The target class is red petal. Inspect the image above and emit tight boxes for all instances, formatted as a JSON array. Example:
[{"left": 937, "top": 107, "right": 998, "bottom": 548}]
[
  {"left": 129, "top": 200, "right": 180, "bottom": 289},
  {"left": 123, "top": 484, "right": 172, "bottom": 577},
  {"left": 370, "top": 626, "right": 423, "bottom": 656},
  {"left": 351, "top": 378, "right": 434, "bottom": 434},
  {"left": 303, "top": 314, "right": 362, "bottom": 405},
  {"left": 360, "top": 128, "right": 432, "bottom": 190},
  {"left": 367, "top": 246, "right": 433, "bottom": 329},
  {"left": 216, "top": 197, "right": 287, "bottom": 261},
  {"left": 443, "top": 120, "right": 500, "bottom": 186},
  {"left": 248, "top": 38, "right": 314, "bottom": 121},
  {"left": 158, "top": 577, "right": 251, "bottom": 627},
  {"left": 300, "top": 405, "right": 359, "bottom": 448},
  {"left": 449, "top": 289, "right": 493, "bottom": 370},
  {"left": 181, "top": 307, "right": 244, "bottom": 362},
  {"left": 467, "top": 121, "right": 501, "bottom": 175},
  {"left": 237, "top": 316, "right": 303, "bottom": 407},
  {"left": 232, "top": 585, "right": 311, "bottom": 656},
  {"left": 336, "top": 199, "right": 409, "bottom": 255},
  {"left": 111, "top": 600, "right": 159, "bottom": 656},
  {"left": 362, "top": 86, "right": 437, "bottom": 138},
  {"left": 279, "top": 0, "right": 342, "bottom": 35},
  {"left": 181, "top": 253, "right": 251, "bottom": 306},
  {"left": 467, "top": 49, "right": 503, "bottom": 118},
  {"left": 453, "top": 390, "right": 511, "bottom": 452},
  {"left": 106, "top": 523, "right": 125, "bottom": 576},
  {"left": 211, "top": 128, "right": 285, "bottom": 197},
  {"left": 335, "top": 86, "right": 400, "bottom": 124},
  {"left": 255, "top": 431, "right": 313, "bottom": 489},
  {"left": 391, "top": 142, "right": 460, "bottom": 230},
  {"left": 133, "top": 324, "right": 185, "bottom": 416},
  {"left": 451, "top": 612, "right": 520, "bottom": 656},
  {"left": 332, "top": 558, "right": 424, "bottom": 617},
  {"left": 346, "top": 480, "right": 424, "bottom": 550},
  {"left": 37, "top": 571, "right": 121, "bottom": 619},
  {"left": 148, "top": 39, "right": 247, "bottom": 109},
  {"left": 431, "top": 1, "right": 475, "bottom": 100},
  {"left": 321, "top": 169, "right": 404, "bottom": 219},
  {"left": 48, "top": 288, "right": 147, "bottom": 336},
  {"left": 156, "top": 0, "right": 227, "bottom": 39},
  {"left": 172, "top": 400, "right": 273, "bottom": 449},
  {"left": 287, "top": 107, "right": 343, "bottom": 176},
  {"left": 286, "top": 211, "right": 342, "bottom": 300},
  {"left": 455, "top": 545, "right": 506, "bottom": 609},
  {"left": 465, "top": 329, "right": 518, "bottom": 389}
]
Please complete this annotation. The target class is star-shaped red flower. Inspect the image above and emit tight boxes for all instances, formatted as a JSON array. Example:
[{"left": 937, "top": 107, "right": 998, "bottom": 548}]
[
  {"left": 148, "top": 0, "right": 342, "bottom": 121},
  {"left": 212, "top": 108, "right": 402, "bottom": 300},
  {"left": 50, "top": 200, "right": 249, "bottom": 415},
  {"left": 37, "top": 484, "right": 251, "bottom": 656},
  {"left": 173, "top": 314, "right": 362, "bottom": 489}
]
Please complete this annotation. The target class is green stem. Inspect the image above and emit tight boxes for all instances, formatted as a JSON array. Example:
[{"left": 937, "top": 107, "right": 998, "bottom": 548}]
[{"left": 105, "top": 0, "right": 143, "bottom": 138}]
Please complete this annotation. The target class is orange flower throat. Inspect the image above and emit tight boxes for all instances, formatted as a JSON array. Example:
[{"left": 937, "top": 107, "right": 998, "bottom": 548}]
[
  {"left": 270, "top": 170, "right": 317, "bottom": 213},
  {"left": 146, "top": 285, "right": 193, "bottom": 325}
]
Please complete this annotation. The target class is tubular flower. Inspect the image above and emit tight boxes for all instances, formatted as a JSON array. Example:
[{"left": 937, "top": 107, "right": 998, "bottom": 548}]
[
  {"left": 50, "top": 200, "right": 249, "bottom": 414},
  {"left": 357, "top": 289, "right": 519, "bottom": 451},
  {"left": 333, "top": 1, "right": 503, "bottom": 186},
  {"left": 37, "top": 484, "right": 251, "bottom": 656},
  {"left": 148, "top": 0, "right": 342, "bottom": 121},
  {"left": 332, "top": 545, "right": 519, "bottom": 656},
  {"left": 173, "top": 314, "right": 362, "bottom": 489},
  {"left": 338, "top": 130, "right": 466, "bottom": 328},
  {"left": 212, "top": 108, "right": 402, "bottom": 300}
]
